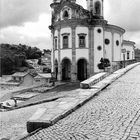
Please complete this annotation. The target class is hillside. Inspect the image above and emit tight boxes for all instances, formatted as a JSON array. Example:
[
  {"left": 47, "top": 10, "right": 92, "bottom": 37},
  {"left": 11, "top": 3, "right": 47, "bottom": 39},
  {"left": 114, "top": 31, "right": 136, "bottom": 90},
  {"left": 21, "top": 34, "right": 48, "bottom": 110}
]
[{"left": 0, "top": 44, "right": 42, "bottom": 76}]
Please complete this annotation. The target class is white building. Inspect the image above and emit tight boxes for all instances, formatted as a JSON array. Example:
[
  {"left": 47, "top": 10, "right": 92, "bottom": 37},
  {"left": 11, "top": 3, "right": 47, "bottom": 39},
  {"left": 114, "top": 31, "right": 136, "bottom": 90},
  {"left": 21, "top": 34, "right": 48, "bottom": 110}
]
[
  {"left": 34, "top": 73, "right": 51, "bottom": 85},
  {"left": 122, "top": 40, "right": 135, "bottom": 61},
  {"left": 12, "top": 72, "right": 34, "bottom": 86},
  {"left": 49, "top": 0, "right": 135, "bottom": 81}
]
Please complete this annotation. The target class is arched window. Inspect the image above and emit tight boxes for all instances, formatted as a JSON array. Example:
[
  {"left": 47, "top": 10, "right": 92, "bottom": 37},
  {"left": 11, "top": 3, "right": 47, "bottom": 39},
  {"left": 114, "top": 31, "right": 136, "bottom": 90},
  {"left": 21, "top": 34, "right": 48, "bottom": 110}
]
[
  {"left": 63, "top": 10, "right": 69, "bottom": 19},
  {"left": 95, "top": 1, "right": 101, "bottom": 15}
]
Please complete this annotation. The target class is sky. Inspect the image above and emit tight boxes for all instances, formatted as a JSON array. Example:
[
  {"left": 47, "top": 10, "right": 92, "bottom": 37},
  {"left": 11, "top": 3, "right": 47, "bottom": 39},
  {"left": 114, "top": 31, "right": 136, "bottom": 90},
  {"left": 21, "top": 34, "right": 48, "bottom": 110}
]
[{"left": 0, "top": 0, "right": 140, "bottom": 50}]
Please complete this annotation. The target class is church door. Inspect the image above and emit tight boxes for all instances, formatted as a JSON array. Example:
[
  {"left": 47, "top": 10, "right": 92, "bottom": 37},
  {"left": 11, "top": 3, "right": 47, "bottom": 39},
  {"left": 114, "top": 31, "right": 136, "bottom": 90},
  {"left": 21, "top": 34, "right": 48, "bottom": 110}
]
[
  {"left": 77, "top": 59, "right": 87, "bottom": 81},
  {"left": 62, "top": 58, "right": 71, "bottom": 81}
]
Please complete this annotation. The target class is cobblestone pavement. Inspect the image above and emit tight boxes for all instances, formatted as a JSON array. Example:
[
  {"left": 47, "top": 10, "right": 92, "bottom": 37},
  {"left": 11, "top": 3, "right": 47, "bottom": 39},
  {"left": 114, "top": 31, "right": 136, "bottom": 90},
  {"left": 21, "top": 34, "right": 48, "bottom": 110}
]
[
  {"left": 24, "top": 65, "right": 140, "bottom": 140},
  {"left": 0, "top": 103, "right": 41, "bottom": 139}
]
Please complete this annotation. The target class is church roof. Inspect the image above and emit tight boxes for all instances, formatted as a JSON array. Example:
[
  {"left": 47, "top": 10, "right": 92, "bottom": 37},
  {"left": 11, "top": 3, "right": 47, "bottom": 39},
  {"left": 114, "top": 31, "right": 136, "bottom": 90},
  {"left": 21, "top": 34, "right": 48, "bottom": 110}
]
[
  {"left": 12, "top": 72, "right": 29, "bottom": 77},
  {"left": 34, "top": 73, "right": 52, "bottom": 79}
]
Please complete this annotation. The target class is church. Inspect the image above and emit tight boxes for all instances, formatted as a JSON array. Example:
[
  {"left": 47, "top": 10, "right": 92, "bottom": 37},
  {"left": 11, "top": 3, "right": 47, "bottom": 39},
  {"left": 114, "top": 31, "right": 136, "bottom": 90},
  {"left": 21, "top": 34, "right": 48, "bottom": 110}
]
[{"left": 49, "top": 0, "right": 135, "bottom": 81}]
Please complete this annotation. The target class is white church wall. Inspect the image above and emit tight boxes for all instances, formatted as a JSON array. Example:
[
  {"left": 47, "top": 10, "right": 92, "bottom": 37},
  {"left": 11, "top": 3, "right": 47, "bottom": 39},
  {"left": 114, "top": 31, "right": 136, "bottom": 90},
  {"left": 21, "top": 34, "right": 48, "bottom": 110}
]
[
  {"left": 113, "top": 33, "right": 121, "bottom": 61},
  {"left": 76, "top": 49, "right": 89, "bottom": 62},
  {"left": 94, "top": 27, "right": 104, "bottom": 73},
  {"left": 104, "top": 31, "right": 112, "bottom": 62},
  {"left": 76, "top": 26, "right": 89, "bottom": 48},
  {"left": 60, "top": 27, "right": 72, "bottom": 49},
  {"left": 60, "top": 49, "right": 72, "bottom": 62},
  {"left": 54, "top": 30, "right": 58, "bottom": 37},
  {"left": 120, "top": 35, "right": 123, "bottom": 60}
]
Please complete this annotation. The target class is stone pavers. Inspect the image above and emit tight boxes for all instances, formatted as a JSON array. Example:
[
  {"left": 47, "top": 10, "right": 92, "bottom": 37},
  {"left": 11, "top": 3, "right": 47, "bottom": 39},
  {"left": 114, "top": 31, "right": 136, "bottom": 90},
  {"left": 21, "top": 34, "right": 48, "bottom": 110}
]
[{"left": 21, "top": 63, "right": 140, "bottom": 140}]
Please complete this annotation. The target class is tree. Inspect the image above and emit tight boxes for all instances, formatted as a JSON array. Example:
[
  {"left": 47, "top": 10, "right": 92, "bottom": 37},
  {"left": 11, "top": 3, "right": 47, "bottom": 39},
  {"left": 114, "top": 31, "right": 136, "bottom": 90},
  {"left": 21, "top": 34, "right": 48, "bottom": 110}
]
[{"left": 0, "top": 43, "right": 42, "bottom": 75}]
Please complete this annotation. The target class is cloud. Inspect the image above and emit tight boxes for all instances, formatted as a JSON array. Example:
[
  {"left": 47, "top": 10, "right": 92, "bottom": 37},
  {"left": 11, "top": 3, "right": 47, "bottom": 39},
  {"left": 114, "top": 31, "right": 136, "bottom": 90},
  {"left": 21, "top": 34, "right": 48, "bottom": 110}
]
[
  {"left": 0, "top": 0, "right": 51, "bottom": 28},
  {"left": 0, "top": 0, "right": 140, "bottom": 50},
  {"left": 124, "top": 31, "right": 140, "bottom": 48},
  {"left": 0, "top": 13, "right": 51, "bottom": 50},
  {"left": 0, "top": 27, "right": 52, "bottom": 50},
  {"left": 106, "top": 0, "right": 140, "bottom": 32}
]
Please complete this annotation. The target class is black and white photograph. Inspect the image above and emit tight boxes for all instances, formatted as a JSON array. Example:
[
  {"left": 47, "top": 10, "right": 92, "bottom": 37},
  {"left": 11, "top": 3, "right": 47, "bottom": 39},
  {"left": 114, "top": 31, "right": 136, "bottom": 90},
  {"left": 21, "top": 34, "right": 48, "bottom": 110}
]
[{"left": 0, "top": 0, "right": 140, "bottom": 139}]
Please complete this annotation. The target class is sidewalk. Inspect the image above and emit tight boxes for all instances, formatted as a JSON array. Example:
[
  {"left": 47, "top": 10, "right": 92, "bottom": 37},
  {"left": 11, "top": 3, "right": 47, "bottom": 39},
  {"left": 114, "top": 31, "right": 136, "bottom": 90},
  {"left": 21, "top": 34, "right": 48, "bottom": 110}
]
[{"left": 19, "top": 62, "right": 139, "bottom": 137}]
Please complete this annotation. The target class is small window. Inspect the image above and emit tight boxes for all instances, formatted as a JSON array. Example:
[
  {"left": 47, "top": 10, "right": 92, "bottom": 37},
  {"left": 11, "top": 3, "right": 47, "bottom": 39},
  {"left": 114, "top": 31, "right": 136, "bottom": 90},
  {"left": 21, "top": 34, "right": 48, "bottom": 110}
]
[
  {"left": 116, "top": 40, "right": 119, "bottom": 46},
  {"left": 97, "top": 29, "right": 101, "bottom": 33},
  {"left": 36, "top": 79, "right": 41, "bottom": 82},
  {"left": 105, "top": 39, "right": 110, "bottom": 45},
  {"left": 97, "top": 46, "right": 102, "bottom": 51},
  {"left": 79, "top": 36, "right": 86, "bottom": 48},
  {"left": 54, "top": 38, "right": 57, "bottom": 50},
  {"left": 63, "top": 36, "right": 69, "bottom": 48},
  {"left": 19, "top": 77, "right": 22, "bottom": 81},
  {"left": 127, "top": 51, "right": 130, "bottom": 60},
  {"left": 13, "top": 77, "right": 16, "bottom": 81}
]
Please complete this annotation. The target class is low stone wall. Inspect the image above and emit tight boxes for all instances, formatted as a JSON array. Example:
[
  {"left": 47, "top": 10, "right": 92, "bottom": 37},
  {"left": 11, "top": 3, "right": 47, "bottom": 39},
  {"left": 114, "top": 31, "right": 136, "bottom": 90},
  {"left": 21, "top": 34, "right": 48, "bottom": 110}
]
[{"left": 80, "top": 72, "right": 108, "bottom": 89}]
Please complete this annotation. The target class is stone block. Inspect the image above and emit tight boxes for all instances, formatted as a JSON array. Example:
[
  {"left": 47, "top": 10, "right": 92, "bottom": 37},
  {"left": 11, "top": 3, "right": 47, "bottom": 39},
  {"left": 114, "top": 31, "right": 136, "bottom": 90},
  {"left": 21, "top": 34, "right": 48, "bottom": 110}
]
[{"left": 80, "top": 72, "right": 107, "bottom": 89}]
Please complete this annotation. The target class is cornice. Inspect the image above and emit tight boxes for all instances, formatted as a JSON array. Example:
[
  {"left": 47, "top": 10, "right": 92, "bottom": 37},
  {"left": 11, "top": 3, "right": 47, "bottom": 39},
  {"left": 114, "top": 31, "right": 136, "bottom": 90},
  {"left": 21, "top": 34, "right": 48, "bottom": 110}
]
[
  {"left": 122, "top": 40, "right": 135, "bottom": 46},
  {"left": 105, "top": 24, "right": 125, "bottom": 35},
  {"left": 51, "top": 18, "right": 108, "bottom": 29}
]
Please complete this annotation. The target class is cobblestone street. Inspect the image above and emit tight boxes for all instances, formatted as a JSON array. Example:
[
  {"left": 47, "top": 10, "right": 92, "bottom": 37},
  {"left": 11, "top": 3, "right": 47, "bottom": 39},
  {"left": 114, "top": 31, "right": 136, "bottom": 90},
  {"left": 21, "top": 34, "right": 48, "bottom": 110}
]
[{"left": 24, "top": 65, "right": 140, "bottom": 140}]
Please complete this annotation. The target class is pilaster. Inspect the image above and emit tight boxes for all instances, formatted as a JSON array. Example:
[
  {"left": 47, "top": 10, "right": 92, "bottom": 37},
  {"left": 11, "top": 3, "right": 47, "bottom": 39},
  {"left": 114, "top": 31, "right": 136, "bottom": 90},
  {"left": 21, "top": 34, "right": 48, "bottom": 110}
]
[
  {"left": 71, "top": 26, "right": 77, "bottom": 81},
  {"left": 51, "top": 30, "right": 55, "bottom": 73},
  {"left": 88, "top": 26, "right": 94, "bottom": 76},
  {"left": 57, "top": 28, "right": 61, "bottom": 81},
  {"left": 111, "top": 31, "right": 114, "bottom": 62}
]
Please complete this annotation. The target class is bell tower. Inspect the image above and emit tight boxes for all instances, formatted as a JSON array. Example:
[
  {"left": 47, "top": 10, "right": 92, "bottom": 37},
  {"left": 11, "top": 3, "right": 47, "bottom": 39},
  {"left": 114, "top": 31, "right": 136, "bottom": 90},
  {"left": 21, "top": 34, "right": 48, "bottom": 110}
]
[{"left": 86, "top": 0, "right": 104, "bottom": 17}]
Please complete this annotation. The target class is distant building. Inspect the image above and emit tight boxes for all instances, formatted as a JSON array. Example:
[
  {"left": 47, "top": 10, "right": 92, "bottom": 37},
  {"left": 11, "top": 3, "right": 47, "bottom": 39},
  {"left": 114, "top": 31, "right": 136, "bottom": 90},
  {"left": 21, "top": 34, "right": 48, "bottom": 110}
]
[
  {"left": 122, "top": 40, "right": 135, "bottom": 61},
  {"left": 12, "top": 72, "right": 34, "bottom": 86},
  {"left": 41, "top": 50, "right": 51, "bottom": 70},
  {"left": 49, "top": 0, "right": 135, "bottom": 81},
  {"left": 34, "top": 73, "right": 52, "bottom": 85},
  {"left": 26, "top": 59, "right": 43, "bottom": 73}
]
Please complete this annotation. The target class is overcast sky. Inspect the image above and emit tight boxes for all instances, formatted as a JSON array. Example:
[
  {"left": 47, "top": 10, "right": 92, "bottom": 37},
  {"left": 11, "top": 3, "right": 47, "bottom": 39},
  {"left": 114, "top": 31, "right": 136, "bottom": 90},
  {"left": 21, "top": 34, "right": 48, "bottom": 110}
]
[{"left": 0, "top": 0, "right": 140, "bottom": 50}]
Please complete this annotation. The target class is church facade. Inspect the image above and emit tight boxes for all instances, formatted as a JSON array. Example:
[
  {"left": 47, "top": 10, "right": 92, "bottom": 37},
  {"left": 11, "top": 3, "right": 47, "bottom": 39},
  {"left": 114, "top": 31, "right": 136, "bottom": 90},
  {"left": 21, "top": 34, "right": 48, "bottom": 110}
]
[{"left": 49, "top": 0, "right": 135, "bottom": 81}]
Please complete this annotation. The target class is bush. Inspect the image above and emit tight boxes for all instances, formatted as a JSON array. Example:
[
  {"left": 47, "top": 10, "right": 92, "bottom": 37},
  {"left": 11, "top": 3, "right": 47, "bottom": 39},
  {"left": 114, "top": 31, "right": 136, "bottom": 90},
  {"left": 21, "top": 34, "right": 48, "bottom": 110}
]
[{"left": 98, "top": 58, "right": 110, "bottom": 70}]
